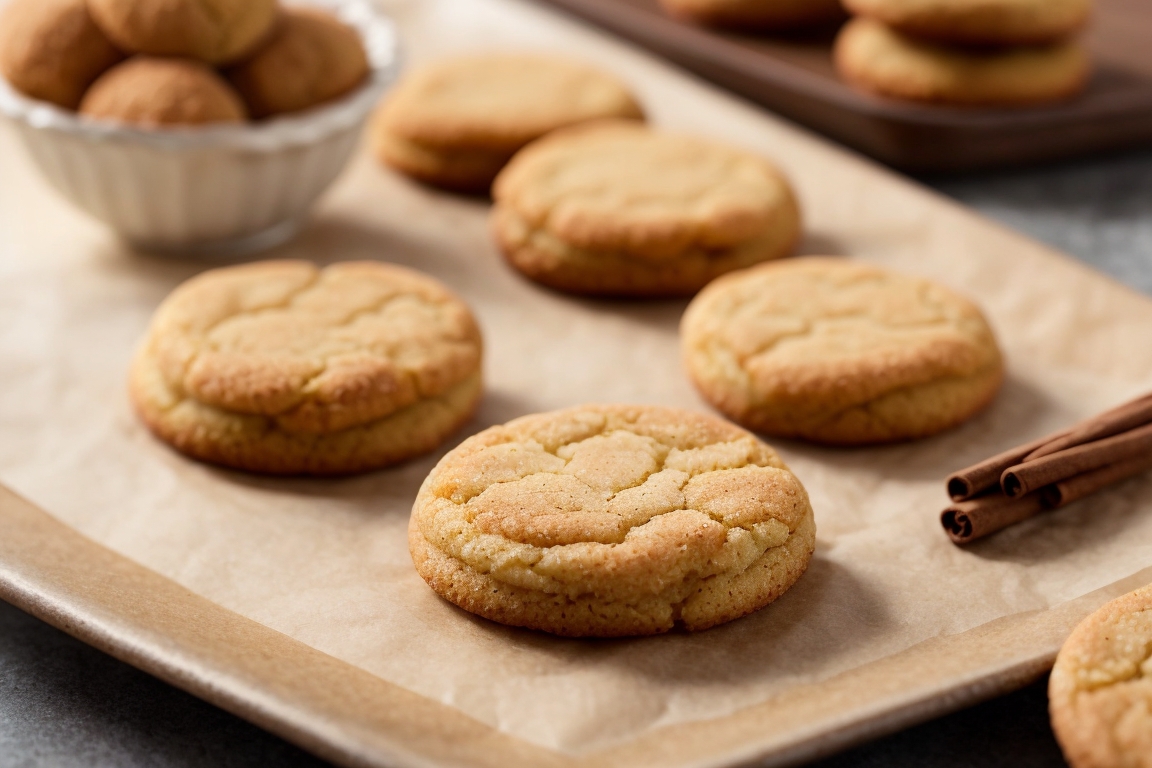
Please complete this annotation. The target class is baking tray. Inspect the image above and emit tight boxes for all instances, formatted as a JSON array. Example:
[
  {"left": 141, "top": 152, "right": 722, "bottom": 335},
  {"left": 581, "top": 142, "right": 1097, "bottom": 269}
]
[
  {"left": 3, "top": 1, "right": 1152, "bottom": 767},
  {"left": 532, "top": 0, "right": 1152, "bottom": 172}
]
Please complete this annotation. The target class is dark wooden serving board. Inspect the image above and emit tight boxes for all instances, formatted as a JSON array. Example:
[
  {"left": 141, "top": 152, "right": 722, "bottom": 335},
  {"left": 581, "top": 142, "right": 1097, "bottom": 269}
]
[{"left": 533, "top": 0, "right": 1152, "bottom": 172}]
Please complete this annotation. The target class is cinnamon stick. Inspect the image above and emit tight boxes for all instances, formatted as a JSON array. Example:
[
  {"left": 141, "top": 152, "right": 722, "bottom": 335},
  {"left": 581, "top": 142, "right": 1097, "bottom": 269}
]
[
  {"left": 1001, "top": 421, "right": 1152, "bottom": 498},
  {"left": 1041, "top": 452, "right": 1152, "bottom": 508},
  {"left": 946, "top": 430, "right": 1067, "bottom": 501},
  {"left": 941, "top": 492, "right": 1047, "bottom": 545},
  {"left": 1024, "top": 394, "right": 1152, "bottom": 461}
]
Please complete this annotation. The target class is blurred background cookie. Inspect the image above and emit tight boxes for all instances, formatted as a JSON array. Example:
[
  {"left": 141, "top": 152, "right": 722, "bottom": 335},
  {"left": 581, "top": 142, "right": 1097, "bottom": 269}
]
[
  {"left": 0, "top": 0, "right": 123, "bottom": 109},
  {"left": 88, "top": 0, "right": 278, "bottom": 65},
  {"left": 79, "top": 57, "right": 247, "bottom": 126},
  {"left": 129, "top": 260, "right": 483, "bottom": 475},
  {"left": 681, "top": 257, "right": 1004, "bottom": 444},
  {"left": 226, "top": 7, "right": 367, "bottom": 119},
  {"left": 491, "top": 120, "right": 800, "bottom": 297},
  {"left": 833, "top": 17, "right": 1090, "bottom": 106},
  {"left": 842, "top": 0, "right": 1091, "bottom": 46},
  {"left": 1049, "top": 583, "right": 1152, "bottom": 768},
  {"left": 409, "top": 404, "right": 816, "bottom": 637},
  {"left": 660, "top": 0, "right": 845, "bottom": 31},
  {"left": 371, "top": 54, "right": 644, "bottom": 193}
]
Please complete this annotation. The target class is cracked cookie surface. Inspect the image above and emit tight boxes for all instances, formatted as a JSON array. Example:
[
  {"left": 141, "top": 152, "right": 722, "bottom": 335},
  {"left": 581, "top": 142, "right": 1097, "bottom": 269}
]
[
  {"left": 410, "top": 404, "right": 815, "bottom": 637},
  {"left": 372, "top": 55, "right": 643, "bottom": 193},
  {"left": 1050, "top": 584, "right": 1152, "bottom": 768},
  {"left": 491, "top": 120, "right": 800, "bottom": 297},
  {"left": 130, "top": 260, "right": 483, "bottom": 475},
  {"left": 681, "top": 257, "right": 1003, "bottom": 445}
]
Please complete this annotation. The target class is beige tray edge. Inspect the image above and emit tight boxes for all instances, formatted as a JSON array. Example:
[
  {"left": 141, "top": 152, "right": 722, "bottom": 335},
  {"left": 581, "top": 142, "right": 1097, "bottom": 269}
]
[{"left": 3, "top": 482, "right": 1149, "bottom": 768}]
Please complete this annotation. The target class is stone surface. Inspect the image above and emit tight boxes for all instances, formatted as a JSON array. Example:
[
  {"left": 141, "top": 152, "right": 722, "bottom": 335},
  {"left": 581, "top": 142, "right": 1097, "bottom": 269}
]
[{"left": 5, "top": 147, "right": 1152, "bottom": 766}]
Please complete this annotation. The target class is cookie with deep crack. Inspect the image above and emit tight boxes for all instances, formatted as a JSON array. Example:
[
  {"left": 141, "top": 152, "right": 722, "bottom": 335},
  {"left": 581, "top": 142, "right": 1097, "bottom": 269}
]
[
  {"left": 842, "top": 0, "right": 1091, "bottom": 46},
  {"left": 130, "top": 260, "right": 483, "bottom": 475},
  {"left": 1049, "top": 583, "right": 1152, "bottom": 768},
  {"left": 681, "top": 257, "right": 1004, "bottom": 445},
  {"left": 659, "top": 0, "right": 845, "bottom": 31},
  {"left": 88, "top": 0, "right": 277, "bottom": 65},
  {"left": 410, "top": 404, "right": 816, "bottom": 636},
  {"left": 371, "top": 54, "right": 644, "bottom": 193},
  {"left": 834, "top": 17, "right": 1090, "bottom": 106},
  {"left": 491, "top": 120, "right": 801, "bottom": 297}
]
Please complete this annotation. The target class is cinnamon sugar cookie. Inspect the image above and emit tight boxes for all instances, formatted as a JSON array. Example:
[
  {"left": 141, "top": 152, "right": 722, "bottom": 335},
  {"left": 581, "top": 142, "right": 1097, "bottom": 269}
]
[
  {"left": 1050, "top": 583, "right": 1152, "bottom": 768},
  {"left": 130, "top": 260, "right": 483, "bottom": 475},
  {"left": 372, "top": 55, "right": 643, "bottom": 193},
  {"left": 409, "top": 404, "right": 816, "bottom": 637},
  {"left": 681, "top": 257, "right": 1004, "bottom": 445},
  {"left": 80, "top": 58, "right": 247, "bottom": 126},
  {"left": 660, "top": 0, "right": 845, "bottom": 31},
  {"left": 491, "top": 120, "right": 800, "bottom": 297},
  {"left": 843, "top": 0, "right": 1091, "bottom": 46},
  {"left": 834, "top": 18, "right": 1090, "bottom": 106}
]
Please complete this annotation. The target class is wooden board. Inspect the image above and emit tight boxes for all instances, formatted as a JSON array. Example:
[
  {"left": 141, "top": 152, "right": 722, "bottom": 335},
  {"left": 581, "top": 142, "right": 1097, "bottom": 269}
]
[
  {"left": 533, "top": 0, "right": 1152, "bottom": 172},
  {"left": 3, "top": 1, "right": 1152, "bottom": 767}
]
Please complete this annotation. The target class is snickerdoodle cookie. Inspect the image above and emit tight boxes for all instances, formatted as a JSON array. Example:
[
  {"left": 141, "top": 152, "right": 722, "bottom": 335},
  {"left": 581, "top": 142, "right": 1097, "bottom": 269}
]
[
  {"left": 681, "top": 258, "right": 1003, "bottom": 445},
  {"left": 88, "top": 0, "right": 277, "bottom": 65},
  {"left": 409, "top": 404, "right": 816, "bottom": 637},
  {"left": 0, "top": 0, "right": 123, "bottom": 109},
  {"left": 226, "top": 7, "right": 367, "bottom": 119},
  {"left": 80, "top": 57, "right": 247, "bottom": 125},
  {"left": 130, "top": 260, "right": 483, "bottom": 475},
  {"left": 371, "top": 55, "right": 644, "bottom": 193},
  {"left": 843, "top": 0, "right": 1091, "bottom": 46},
  {"left": 1049, "top": 583, "right": 1152, "bottom": 768},
  {"left": 834, "top": 18, "right": 1090, "bottom": 106},
  {"left": 660, "top": 0, "right": 845, "bottom": 31},
  {"left": 491, "top": 120, "right": 800, "bottom": 297}
]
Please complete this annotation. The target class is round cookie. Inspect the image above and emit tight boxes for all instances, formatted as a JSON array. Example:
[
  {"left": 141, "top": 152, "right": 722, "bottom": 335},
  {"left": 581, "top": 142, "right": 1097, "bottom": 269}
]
[
  {"left": 0, "top": 0, "right": 123, "bottom": 109},
  {"left": 87, "top": 0, "right": 277, "bottom": 65},
  {"left": 491, "top": 120, "right": 800, "bottom": 297},
  {"left": 842, "top": 0, "right": 1091, "bottom": 46},
  {"left": 409, "top": 404, "right": 816, "bottom": 637},
  {"left": 1050, "top": 583, "right": 1152, "bottom": 768},
  {"left": 681, "top": 257, "right": 1004, "bottom": 445},
  {"left": 80, "top": 57, "right": 247, "bottom": 126},
  {"left": 226, "top": 7, "right": 368, "bottom": 119},
  {"left": 659, "top": 0, "right": 845, "bottom": 31},
  {"left": 371, "top": 55, "right": 644, "bottom": 193},
  {"left": 833, "top": 17, "right": 1090, "bottom": 106},
  {"left": 129, "top": 260, "right": 483, "bottom": 475}
]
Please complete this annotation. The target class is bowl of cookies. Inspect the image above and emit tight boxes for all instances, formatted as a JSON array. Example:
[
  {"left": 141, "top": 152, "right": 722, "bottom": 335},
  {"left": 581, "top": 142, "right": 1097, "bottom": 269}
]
[{"left": 0, "top": 0, "right": 397, "bottom": 254}]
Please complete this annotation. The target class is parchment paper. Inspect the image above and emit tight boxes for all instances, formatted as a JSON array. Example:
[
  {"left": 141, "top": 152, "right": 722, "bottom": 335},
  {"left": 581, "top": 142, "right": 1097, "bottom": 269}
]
[{"left": 3, "top": 0, "right": 1152, "bottom": 757}]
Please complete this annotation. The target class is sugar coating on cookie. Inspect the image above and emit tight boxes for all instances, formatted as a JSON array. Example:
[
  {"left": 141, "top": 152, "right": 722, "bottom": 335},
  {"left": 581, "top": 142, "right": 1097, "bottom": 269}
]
[
  {"left": 372, "top": 55, "right": 644, "bottom": 192},
  {"left": 0, "top": 0, "right": 123, "bottom": 109},
  {"left": 410, "top": 404, "right": 816, "bottom": 637},
  {"left": 491, "top": 120, "right": 800, "bottom": 297},
  {"left": 834, "top": 18, "right": 1090, "bottom": 106},
  {"left": 80, "top": 57, "right": 247, "bottom": 126},
  {"left": 226, "top": 7, "right": 368, "bottom": 119},
  {"left": 130, "top": 260, "right": 483, "bottom": 475},
  {"left": 681, "top": 257, "right": 1004, "bottom": 445},
  {"left": 843, "top": 0, "right": 1091, "bottom": 46},
  {"left": 88, "top": 0, "right": 278, "bottom": 65},
  {"left": 660, "top": 0, "right": 845, "bottom": 30},
  {"left": 1049, "top": 584, "right": 1152, "bottom": 768}
]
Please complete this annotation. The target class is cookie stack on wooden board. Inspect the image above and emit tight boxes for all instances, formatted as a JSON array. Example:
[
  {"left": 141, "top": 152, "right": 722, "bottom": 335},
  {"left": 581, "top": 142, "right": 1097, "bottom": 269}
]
[{"left": 834, "top": 0, "right": 1093, "bottom": 106}]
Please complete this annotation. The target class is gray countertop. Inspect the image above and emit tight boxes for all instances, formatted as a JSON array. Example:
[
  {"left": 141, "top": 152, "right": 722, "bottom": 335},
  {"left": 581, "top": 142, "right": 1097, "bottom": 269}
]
[{"left": 3, "top": 148, "right": 1151, "bottom": 768}]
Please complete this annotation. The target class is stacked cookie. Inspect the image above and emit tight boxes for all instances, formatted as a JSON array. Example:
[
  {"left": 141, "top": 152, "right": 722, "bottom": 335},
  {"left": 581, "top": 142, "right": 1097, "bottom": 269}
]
[
  {"left": 0, "top": 0, "right": 368, "bottom": 126},
  {"left": 834, "top": 0, "right": 1093, "bottom": 105}
]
